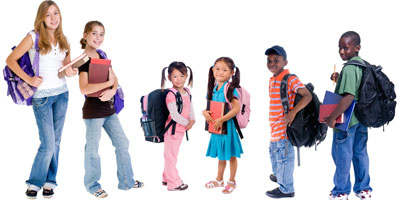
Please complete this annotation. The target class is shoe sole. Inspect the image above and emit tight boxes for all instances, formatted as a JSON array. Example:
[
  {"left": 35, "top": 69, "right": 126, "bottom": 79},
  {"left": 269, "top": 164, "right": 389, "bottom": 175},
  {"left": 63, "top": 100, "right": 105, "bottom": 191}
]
[
  {"left": 43, "top": 195, "right": 53, "bottom": 199},
  {"left": 26, "top": 196, "right": 36, "bottom": 200},
  {"left": 167, "top": 185, "right": 188, "bottom": 191}
]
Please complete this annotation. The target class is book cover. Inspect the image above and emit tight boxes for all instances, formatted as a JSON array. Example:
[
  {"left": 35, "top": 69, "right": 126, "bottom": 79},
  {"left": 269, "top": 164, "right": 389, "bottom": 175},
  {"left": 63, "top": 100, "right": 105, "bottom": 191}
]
[
  {"left": 87, "top": 58, "right": 112, "bottom": 97},
  {"left": 322, "top": 90, "right": 356, "bottom": 131},
  {"left": 58, "top": 53, "right": 89, "bottom": 72},
  {"left": 319, "top": 104, "right": 344, "bottom": 124},
  {"left": 205, "top": 100, "right": 229, "bottom": 135}
]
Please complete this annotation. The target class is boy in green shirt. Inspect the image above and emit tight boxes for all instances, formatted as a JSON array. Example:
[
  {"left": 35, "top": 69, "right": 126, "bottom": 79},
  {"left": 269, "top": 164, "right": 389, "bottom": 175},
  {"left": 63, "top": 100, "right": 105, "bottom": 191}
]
[{"left": 324, "top": 31, "right": 372, "bottom": 200}]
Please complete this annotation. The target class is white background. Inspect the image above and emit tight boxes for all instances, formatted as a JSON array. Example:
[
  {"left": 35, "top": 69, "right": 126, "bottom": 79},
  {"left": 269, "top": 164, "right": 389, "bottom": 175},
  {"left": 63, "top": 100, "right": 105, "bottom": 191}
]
[{"left": 1, "top": 0, "right": 399, "bottom": 200}]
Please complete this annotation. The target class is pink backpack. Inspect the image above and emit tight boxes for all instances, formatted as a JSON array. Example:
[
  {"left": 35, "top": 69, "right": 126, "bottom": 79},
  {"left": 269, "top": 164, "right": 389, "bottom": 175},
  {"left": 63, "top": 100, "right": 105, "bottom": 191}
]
[{"left": 223, "top": 82, "right": 251, "bottom": 138}]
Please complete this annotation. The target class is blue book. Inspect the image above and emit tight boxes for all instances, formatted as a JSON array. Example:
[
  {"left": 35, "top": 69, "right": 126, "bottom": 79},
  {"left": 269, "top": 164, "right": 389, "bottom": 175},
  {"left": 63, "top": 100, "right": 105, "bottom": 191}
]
[{"left": 322, "top": 91, "right": 356, "bottom": 131}]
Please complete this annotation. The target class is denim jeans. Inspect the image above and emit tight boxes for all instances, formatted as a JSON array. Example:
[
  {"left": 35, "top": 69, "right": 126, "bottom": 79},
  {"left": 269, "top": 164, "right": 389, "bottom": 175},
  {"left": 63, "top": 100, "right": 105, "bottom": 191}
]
[
  {"left": 84, "top": 114, "right": 135, "bottom": 193},
  {"left": 331, "top": 123, "right": 372, "bottom": 196},
  {"left": 269, "top": 139, "right": 295, "bottom": 194},
  {"left": 26, "top": 92, "right": 69, "bottom": 191}
]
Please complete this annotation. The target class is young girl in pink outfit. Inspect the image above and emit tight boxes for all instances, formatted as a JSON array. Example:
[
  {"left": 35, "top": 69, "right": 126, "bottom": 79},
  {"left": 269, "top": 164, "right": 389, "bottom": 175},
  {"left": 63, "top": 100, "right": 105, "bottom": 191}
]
[{"left": 160, "top": 61, "right": 195, "bottom": 191}]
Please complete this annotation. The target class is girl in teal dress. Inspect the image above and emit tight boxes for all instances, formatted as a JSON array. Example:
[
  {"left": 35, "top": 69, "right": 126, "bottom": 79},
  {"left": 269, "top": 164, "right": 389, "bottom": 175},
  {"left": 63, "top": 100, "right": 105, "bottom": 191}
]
[{"left": 203, "top": 57, "right": 243, "bottom": 194}]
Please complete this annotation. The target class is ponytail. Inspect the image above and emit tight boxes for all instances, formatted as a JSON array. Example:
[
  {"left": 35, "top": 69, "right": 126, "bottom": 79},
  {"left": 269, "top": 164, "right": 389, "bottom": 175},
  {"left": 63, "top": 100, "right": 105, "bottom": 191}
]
[
  {"left": 227, "top": 66, "right": 240, "bottom": 102},
  {"left": 80, "top": 38, "right": 87, "bottom": 49},
  {"left": 161, "top": 67, "right": 168, "bottom": 89},
  {"left": 187, "top": 66, "right": 193, "bottom": 88},
  {"left": 206, "top": 66, "right": 215, "bottom": 100}
]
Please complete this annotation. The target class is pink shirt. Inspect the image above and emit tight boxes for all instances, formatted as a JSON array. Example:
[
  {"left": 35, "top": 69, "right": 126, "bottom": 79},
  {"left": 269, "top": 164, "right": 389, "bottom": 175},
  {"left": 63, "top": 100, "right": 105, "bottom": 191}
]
[{"left": 165, "top": 88, "right": 194, "bottom": 133}]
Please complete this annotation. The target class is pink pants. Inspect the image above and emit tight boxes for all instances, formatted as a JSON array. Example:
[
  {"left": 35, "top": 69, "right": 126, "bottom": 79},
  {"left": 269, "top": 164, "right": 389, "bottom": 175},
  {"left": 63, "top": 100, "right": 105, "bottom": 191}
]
[{"left": 162, "top": 130, "right": 184, "bottom": 189}]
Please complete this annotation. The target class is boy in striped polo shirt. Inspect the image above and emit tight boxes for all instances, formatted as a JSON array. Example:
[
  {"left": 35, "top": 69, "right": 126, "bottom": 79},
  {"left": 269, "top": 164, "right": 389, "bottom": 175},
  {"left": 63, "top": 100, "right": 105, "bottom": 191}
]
[{"left": 265, "top": 45, "right": 312, "bottom": 198}]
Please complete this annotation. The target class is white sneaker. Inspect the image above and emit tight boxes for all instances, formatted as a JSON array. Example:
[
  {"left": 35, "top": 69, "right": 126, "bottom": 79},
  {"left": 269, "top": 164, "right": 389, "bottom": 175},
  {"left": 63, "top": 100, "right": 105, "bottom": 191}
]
[
  {"left": 329, "top": 193, "right": 348, "bottom": 200},
  {"left": 356, "top": 190, "right": 371, "bottom": 200}
]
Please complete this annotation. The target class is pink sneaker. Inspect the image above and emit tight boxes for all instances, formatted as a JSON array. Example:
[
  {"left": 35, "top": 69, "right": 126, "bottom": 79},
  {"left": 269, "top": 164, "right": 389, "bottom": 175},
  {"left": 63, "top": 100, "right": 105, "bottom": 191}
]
[{"left": 356, "top": 190, "right": 371, "bottom": 200}]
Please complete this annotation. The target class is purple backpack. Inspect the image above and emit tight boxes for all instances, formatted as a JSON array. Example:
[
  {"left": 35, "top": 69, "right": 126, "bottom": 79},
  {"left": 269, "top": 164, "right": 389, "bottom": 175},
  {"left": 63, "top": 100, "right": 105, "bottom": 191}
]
[
  {"left": 3, "top": 32, "right": 39, "bottom": 105},
  {"left": 96, "top": 49, "right": 125, "bottom": 114}
]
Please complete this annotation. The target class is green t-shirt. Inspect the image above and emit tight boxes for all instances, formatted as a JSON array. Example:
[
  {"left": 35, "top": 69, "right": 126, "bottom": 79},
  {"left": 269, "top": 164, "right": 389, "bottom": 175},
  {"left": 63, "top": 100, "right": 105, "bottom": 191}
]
[{"left": 335, "top": 56, "right": 363, "bottom": 128}]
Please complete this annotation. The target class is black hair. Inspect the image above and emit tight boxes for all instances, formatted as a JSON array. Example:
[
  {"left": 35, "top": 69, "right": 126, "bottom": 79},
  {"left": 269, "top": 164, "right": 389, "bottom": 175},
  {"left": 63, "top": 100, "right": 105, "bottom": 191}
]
[
  {"left": 161, "top": 61, "right": 193, "bottom": 89},
  {"left": 206, "top": 57, "right": 240, "bottom": 102},
  {"left": 341, "top": 31, "right": 361, "bottom": 45}
]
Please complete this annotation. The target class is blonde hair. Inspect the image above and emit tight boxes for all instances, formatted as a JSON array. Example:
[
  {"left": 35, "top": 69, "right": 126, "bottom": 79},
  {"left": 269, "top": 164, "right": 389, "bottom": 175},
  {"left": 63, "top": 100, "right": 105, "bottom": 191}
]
[
  {"left": 34, "top": 0, "right": 69, "bottom": 55},
  {"left": 80, "top": 21, "right": 105, "bottom": 49}
]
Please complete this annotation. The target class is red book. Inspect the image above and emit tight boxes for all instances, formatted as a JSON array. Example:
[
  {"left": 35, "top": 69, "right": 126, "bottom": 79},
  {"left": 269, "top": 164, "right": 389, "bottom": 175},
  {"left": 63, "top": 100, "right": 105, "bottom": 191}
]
[
  {"left": 319, "top": 104, "right": 344, "bottom": 124},
  {"left": 87, "top": 58, "right": 112, "bottom": 97},
  {"left": 205, "top": 100, "right": 229, "bottom": 135}
]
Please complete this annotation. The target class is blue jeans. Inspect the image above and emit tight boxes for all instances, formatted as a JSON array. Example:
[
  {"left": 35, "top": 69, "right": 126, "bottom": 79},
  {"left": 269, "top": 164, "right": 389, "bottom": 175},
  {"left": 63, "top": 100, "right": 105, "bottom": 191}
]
[
  {"left": 26, "top": 92, "right": 69, "bottom": 191},
  {"left": 269, "top": 139, "right": 295, "bottom": 194},
  {"left": 84, "top": 114, "right": 135, "bottom": 193},
  {"left": 331, "top": 123, "right": 372, "bottom": 195}
]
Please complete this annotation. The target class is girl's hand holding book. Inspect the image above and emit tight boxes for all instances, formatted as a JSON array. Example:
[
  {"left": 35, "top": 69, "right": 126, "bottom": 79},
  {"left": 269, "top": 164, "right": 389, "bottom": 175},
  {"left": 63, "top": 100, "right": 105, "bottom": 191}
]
[
  {"left": 203, "top": 110, "right": 214, "bottom": 123},
  {"left": 98, "top": 89, "right": 116, "bottom": 102},
  {"left": 213, "top": 118, "right": 223, "bottom": 131}
]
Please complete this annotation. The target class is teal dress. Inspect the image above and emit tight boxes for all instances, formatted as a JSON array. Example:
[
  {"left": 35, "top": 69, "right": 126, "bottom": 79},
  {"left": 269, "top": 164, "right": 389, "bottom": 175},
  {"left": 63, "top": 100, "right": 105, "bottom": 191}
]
[{"left": 206, "top": 82, "right": 244, "bottom": 160}]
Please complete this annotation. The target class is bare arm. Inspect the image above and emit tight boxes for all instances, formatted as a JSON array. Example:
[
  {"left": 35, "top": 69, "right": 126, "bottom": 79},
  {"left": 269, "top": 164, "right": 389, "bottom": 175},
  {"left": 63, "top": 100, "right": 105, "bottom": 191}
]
[
  {"left": 285, "top": 87, "right": 312, "bottom": 126},
  {"left": 6, "top": 35, "right": 42, "bottom": 87},
  {"left": 79, "top": 68, "right": 115, "bottom": 95},
  {"left": 58, "top": 53, "right": 77, "bottom": 78}
]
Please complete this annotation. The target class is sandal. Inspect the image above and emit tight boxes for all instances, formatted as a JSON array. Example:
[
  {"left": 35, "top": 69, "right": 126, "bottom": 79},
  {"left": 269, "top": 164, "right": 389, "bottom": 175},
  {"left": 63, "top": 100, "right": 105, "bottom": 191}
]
[
  {"left": 93, "top": 189, "right": 108, "bottom": 198},
  {"left": 133, "top": 180, "right": 144, "bottom": 188},
  {"left": 222, "top": 181, "right": 236, "bottom": 194},
  {"left": 168, "top": 183, "right": 188, "bottom": 191},
  {"left": 205, "top": 179, "right": 224, "bottom": 188},
  {"left": 42, "top": 188, "right": 54, "bottom": 199}
]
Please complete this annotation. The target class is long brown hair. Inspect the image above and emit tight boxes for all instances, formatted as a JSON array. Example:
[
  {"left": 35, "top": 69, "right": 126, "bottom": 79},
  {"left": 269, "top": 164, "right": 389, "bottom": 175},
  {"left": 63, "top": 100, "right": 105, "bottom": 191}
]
[
  {"left": 80, "top": 21, "right": 105, "bottom": 49},
  {"left": 206, "top": 57, "right": 241, "bottom": 102},
  {"left": 161, "top": 61, "right": 193, "bottom": 89},
  {"left": 34, "top": 0, "right": 69, "bottom": 55}
]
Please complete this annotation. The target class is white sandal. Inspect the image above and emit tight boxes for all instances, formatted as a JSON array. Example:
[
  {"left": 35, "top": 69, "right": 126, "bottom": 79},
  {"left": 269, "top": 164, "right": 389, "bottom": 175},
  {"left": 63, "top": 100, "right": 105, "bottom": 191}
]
[
  {"left": 222, "top": 181, "right": 236, "bottom": 194},
  {"left": 205, "top": 179, "right": 224, "bottom": 188}
]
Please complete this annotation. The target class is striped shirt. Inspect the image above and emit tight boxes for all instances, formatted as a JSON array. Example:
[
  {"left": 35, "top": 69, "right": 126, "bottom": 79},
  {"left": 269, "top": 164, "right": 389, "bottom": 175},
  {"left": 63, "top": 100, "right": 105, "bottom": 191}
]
[{"left": 269, "top": 69, "right": 305, "bottom": 142}]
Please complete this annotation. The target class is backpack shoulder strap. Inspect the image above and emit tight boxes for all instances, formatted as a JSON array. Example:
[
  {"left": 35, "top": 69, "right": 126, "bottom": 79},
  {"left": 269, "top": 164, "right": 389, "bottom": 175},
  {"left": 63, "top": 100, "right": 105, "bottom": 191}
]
[
  {"left": 96, "top": 49, "right": 108, "bottom": 59},
  {"left": 280, "top": 74, "right": 296, "bottom": 115},
  {"left": 222, "top": 82, "right": 244, "bottom": 139},
  {"left": 344, "top": 59, "right": 366, "bottom": 68},
  {"left": 166, "top": 88, "right": 183, "bottom": 113},
  {"left": 31, "top": 31, "right": 40, "bottom": 77},
  {"left": 183, "top": 87, "right": 192, "bottom": 101}
]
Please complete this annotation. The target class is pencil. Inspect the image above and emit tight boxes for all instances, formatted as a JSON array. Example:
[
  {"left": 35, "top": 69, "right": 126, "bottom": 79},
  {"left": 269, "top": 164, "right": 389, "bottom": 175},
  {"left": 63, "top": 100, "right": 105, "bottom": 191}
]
[{"left": 333, "top": 64, "right": 336, "bottom": 86}]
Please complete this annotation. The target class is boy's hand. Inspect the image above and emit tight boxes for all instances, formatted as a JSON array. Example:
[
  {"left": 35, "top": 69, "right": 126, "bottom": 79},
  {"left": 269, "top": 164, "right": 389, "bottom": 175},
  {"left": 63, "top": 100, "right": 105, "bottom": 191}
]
[
  {"left": 323, "top": 116, "right": 336, "bottom": 128},
  {"left": 213, "top": 118, "right": 223, "bottom": 131},
  {"left": 203, "top": 110, "right": 214, "bottom": 123},
  {"left": 284, "top": 110, "right": 296, "bottom": 126},
  {"left": 331, "top": 72, "right": 339, "bottom": 83}
]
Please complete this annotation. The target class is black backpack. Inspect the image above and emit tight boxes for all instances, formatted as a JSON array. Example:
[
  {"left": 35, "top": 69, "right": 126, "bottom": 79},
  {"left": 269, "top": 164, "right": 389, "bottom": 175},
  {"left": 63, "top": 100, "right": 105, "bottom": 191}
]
[
  {"left": 140, "top": 88, "right": 190, "bottom": 143},
  {"left": 280, "top": 74, "right": 328, "bottom": 166},
  {"left": 343, "top": 60, "right": 396, "bottom": 129}
]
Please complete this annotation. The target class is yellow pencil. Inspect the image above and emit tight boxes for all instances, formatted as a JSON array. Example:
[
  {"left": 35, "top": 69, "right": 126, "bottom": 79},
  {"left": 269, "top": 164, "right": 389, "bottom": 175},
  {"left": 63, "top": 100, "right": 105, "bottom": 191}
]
[{"left": 333, "top": 64, "right": 336, "bottom": 86}]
